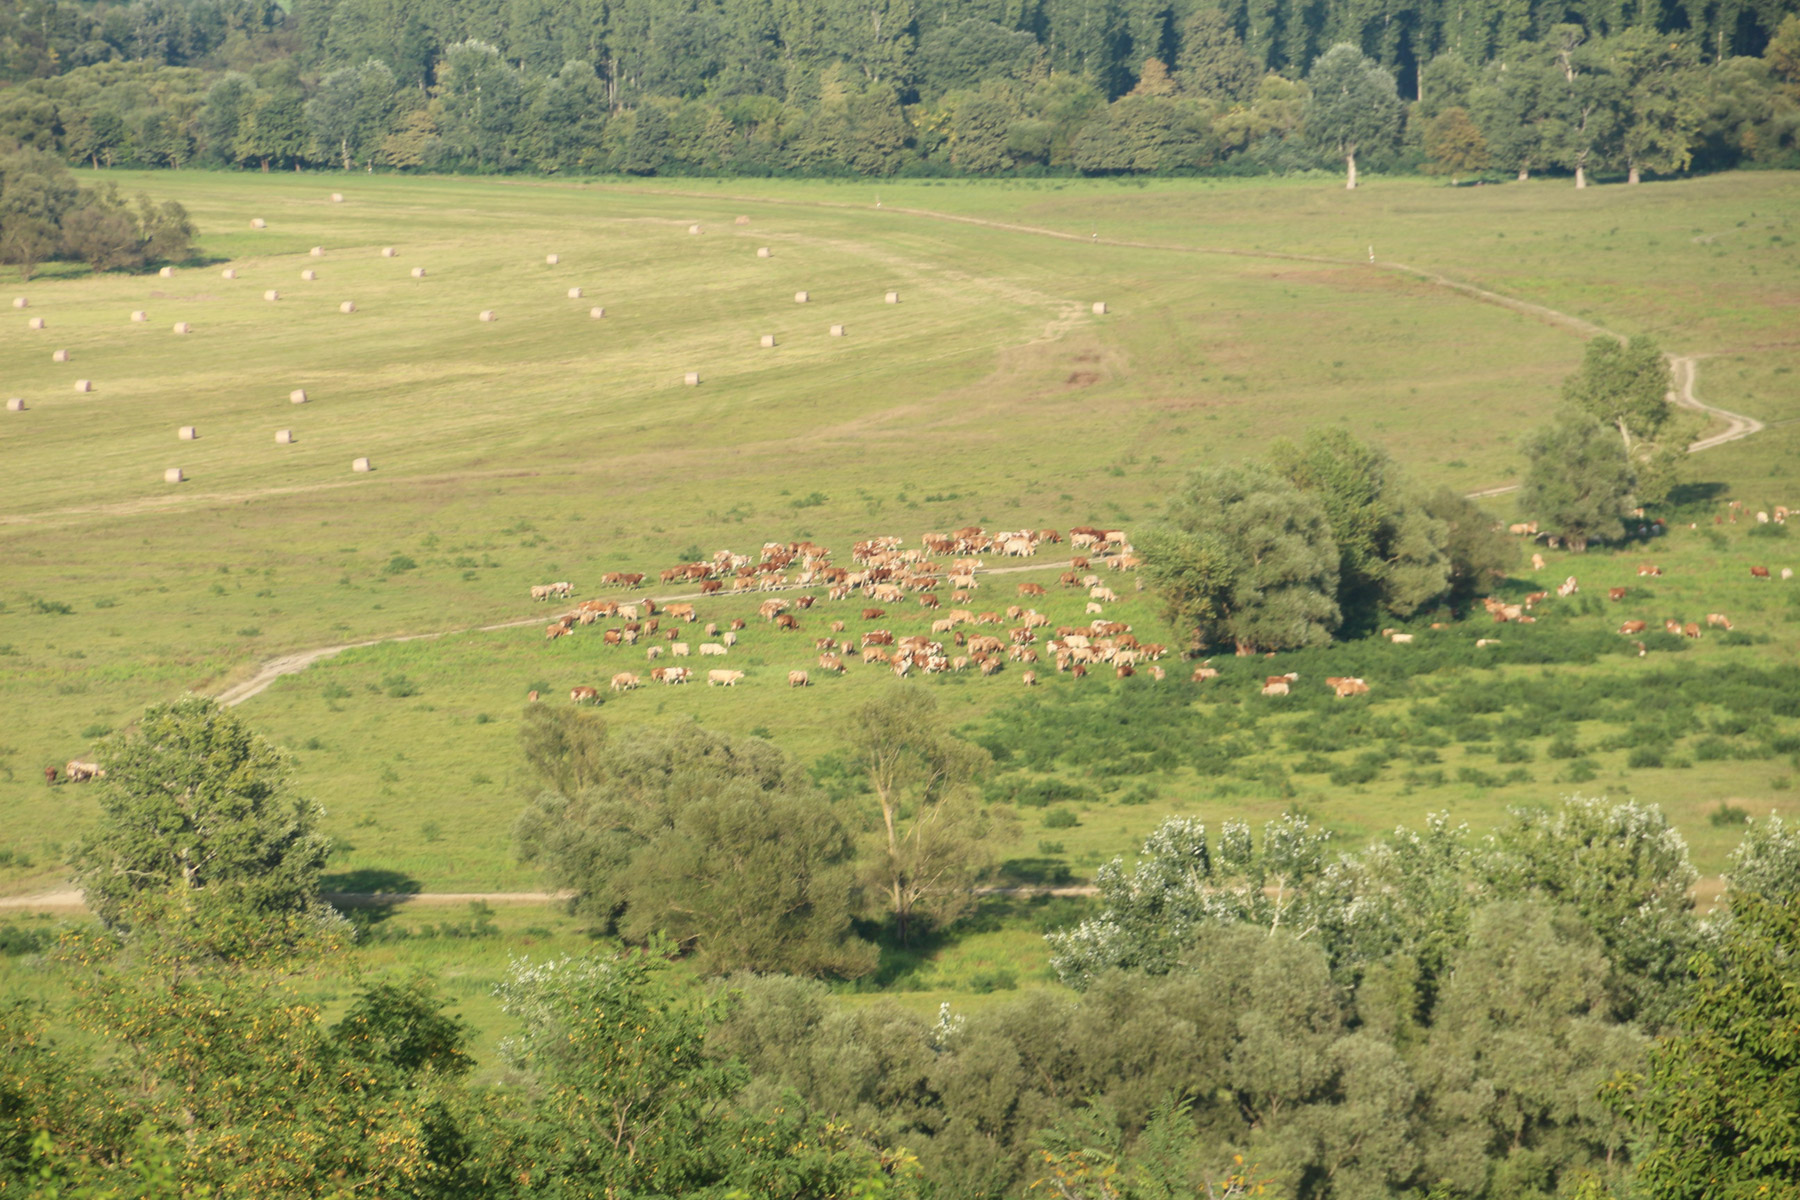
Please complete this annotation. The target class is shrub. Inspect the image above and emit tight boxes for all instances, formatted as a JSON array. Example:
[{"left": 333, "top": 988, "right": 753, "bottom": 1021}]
[
  {"left": 322, "top": 682, "right": 351, "bottom": 700},
  {"left": 1563, "top": 759, "right": 1599, "bottom": 783},
  {"left": 383, "top": 554, "right": 419, "bottom": 574},
  {"left": 1745, "top": 521, "right": 1787, "bottom": 539},
  {"left": 967, "top": 968, "right": 1018, "bottom": 993},
  {"left": 0, "top": 924, "right": 52, "bottom": 957},
  {"left": 1329, "top": 761, "right": 1381, "bottom": 786},
  {"left": 1692, "top": 736, "right": 1732, "bottom": 761},
  {"left": 382, "top": 674, "right": 419, "bottom": 698},
  {"left": 1043, "top": 808, "right": 1079, "bottom": 829},
  {"left": 1708, "top": 802, "right": 1751, "bottom": 826},
  {"left": 1547, "top": 736, "right": 1581, "bottom": 760},
  {"left": 1627, "top": 746, "right": 1665, "bottom": 769},
  {"left": 29, "top": 597, "right": 72, "bottom": 615},
  {"left": 1495, "top": 742, "right": 1534, "bottom": 764}
]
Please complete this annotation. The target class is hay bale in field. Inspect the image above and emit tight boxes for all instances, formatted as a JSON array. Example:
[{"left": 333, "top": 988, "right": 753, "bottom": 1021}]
[
  {"left": 52, "top": 349, "right": 69, "bottom": 362},
  {"left": 159, "top": 267, "right": 174, "bottom": 278},
  {"left": 589, "top": 306, "right": 606, "bottom": 319},
  {"left": 73, "top": 379, "right": 91, "bottom": 393},
  {"left": 289, "top": 389, "right": 308, "bottom": 404},
  {"left": 885, "top": 291, "right": 899, "bottom": 304},
  {"left": 545, "top": 253, "right": 559, "bottom": 265},
  {"left": 567, "top": 286, "right": 583, "bottom": 299},
  {"left": 164, "top": 468, "right": 184, "bottom": 483},
  {"left": 172, "top": 321, "right": 191, "bottom": 334},
  {"left": 27, "top": 317, "right": 45, "bottom": 330},
  {"left": 794, "top": 291, "right": 809, "bottom": 303},
  {"left": 275, "top": 429, "right": 294, "bottom": 444},
  {"left": 352, "top": 457, "right": 372, "bottom": 473},
  {"left": 760, "top": 334, "right": 776, "bottom": 348},
  {"left": 6, "top": 398, "right": 24, "bottom": 411},
  {"left": 300, "top": 269, "right": 316, "bottom": 281},
  {"left": 479, "top": 309, "right": 497, "bottom": 322},
  {"left": 309, "top": 246, "right": 324, "bottom": 257},
  {"left": 339, "top": 301, "right": 356, "bottom": 313},
  {"left": 250, "top": 218, "right": 265, "bottom": 229},
  {"left": 11, "top": 298, "right": 25, "bottom": 308},
  {"left": 830, "top": 324, "right": 845, "bottom": 337},
  {"left": 735, "top": 215, "right": 750, "bottom": 225},
  {"left": 331, "top": 192, "right": 344, "bottom": 203},
  {"left": 178, "top": 425, "right": 197, "bottom": 440},
  {"left": 410, "top": 267, "right": 426, "bottom": 278},
  {"left": 130, "top": 310, "right": 147, "bottom": 322},
  {"left": 221, "top": 268, "right": 237, "bottom": 279},
  {"left": 264, "top": 290, "right": 280, "bottom": 301},
  {"left": 757, "top": 247, "right": 771, "bottom": 258},
  {"left": 684, "top": 372, "right": 700, "bottom": 386},
  {"left": 381, "top": 247, "right": 396, "bottom": 257},
  {"left": 1092, "top": 301, "right": 1107, "bottom": 315}
]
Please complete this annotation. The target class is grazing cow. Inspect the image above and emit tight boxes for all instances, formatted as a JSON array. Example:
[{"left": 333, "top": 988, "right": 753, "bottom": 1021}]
[
  {"left": 1192, "top": 666, "right": 1220, "bottom": 682},
  {"left": 1089, "top": 586, "right": 1117, "bottom": 602},
  {"left": 1608, "top": 587, "right": 1627, "bottom": 602},
  {"left": 666, "top": 603, "right": 697, "bottom": 622},
  {"left": 708, "top": 669, "right": 745, "bottom": 686},
  {"left": 528, "top": 690, "right": 539, "bottom": 703},
  {"left": 775, "top": 614, "right": 800, "bottom": 631},
  {"left": 1149, "top": 665, "right": 1165, "bottom": 681},
  {"left": 661, "top": 666, "right": 691, "bottom": 684},
  {"left": 604, "top": 629, "right": 623, "bottom": 646},
  {"left": 531, "top": 585, "right": 551, "bottom": 602},
  {"left": 646, "top": 646, "right": 662, "bottom": 660},
  {"left": 699, "top": 580, "right": 723, "bottom": 594},
  {"left": 1476, "top": 639, "right": 1500, "bottom": 648},
  {"left": 617, "top": 604, "right": 639, "bottom": 621},
  {"left": 1018, "top": 583, "right": 1046, "bottom": 597},
  {"left": 44, "top": 766, "right": 57, "bottom": 785},
  {"left": 1557, "top": 576, "right": 1579, "bottom": 597},
  {"left": 731, "top": 619, "right": 747, "bottom": 630},
  {"left": 1706, "top": 612, "right": 1733, "bottom": 629},
  {"left": 789, "top": 670, "right": 810, "bottom": 687},
  {"left": 1389, "top": 633, "right": 1415, "bottom": 644},
  {"left": 1261, "top": 680, "right": 1290, "bottom": 696},
  {"left": 980, "top": 657, "right": 1003, "bottom": 676},
  {"left": 672, "top": 642, "right": 690, "bottom": 656},
  {"left": 1531, "top": 553, "right": 1546, "bottom": 571},
  {"left": 1509, "top": 522, "right": 1538, "bottom": 535},
  {"left": 1751, "top": 566, "right": 1771, "bottom": 579},
  {"left": 700, "top": 643, "right": 728, "bottom": 656},
  {"left": 65, "top": 761, "right": 103, "bottom": 782},
  {"left": 819, "top": 654, "right": 845, "bottom": 673},
  {"left": 1116, "top": 664, "right": 1135, "bottom": 678},
  {"left": 1330, "top": 677, "right": 1370, "bottom": 698},
  {"left": 722, "top": 632, "right": 738, "bottom": 648},
  {"left": 920, "top": 594, "right": 940, "bottom": 609},
  {"left": 862, "top": 608, "right": 885, "bottom": 620},
  {"left": 1021, "top": 670, "right": 1038, "bottom": 686},
  {"left": 1638, "top": 564, "right": 1662, "bottom": 577},
  {"left": 1682, "top": 623, "right": 1702, "bottom": 639},
  {"left": 546, "top": 624, "right": 570, "bottom": 640},
  {"left": 1664, "top": 618, "right": 1683, "bottom": 634},
  {"left": 570, "top": 686, "right": 599, "bottom": 703}
]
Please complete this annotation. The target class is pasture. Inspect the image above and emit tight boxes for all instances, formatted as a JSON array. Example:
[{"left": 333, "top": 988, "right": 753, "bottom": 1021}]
[{"left": 2, "top": 168, "right": 1798, "bottom": 921}]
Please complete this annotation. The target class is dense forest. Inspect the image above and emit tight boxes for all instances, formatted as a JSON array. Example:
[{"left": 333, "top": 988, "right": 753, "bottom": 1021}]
[{"left": 0, "top": 0, "right": 1796, "bottom": 185}]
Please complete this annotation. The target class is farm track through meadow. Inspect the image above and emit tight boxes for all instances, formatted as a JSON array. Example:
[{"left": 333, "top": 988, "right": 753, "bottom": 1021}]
[{"left": 2, "top": 197, "right": 1766, "bottom": 910}]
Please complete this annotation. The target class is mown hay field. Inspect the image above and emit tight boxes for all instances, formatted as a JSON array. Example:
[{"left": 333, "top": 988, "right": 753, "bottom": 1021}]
[{"left": 2, "top": 170, "right": 1798, "bottom": 904}]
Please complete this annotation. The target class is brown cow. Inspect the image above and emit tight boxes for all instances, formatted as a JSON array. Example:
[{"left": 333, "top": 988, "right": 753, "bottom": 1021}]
[
  {"left": 788, "top": 670, "right": 810, "bottom": 687},
  {"left": 1022, "top": 670, "right": 1038, "bottom": 686},
  {"left": 1608, "top": 587, "right": 1627, "bottom": 602},
  {"left": 819, "top": 654, "right": 845, "bottom": 673},
  {"left": 44, "top": 766, "right": 56, "bottom": 785},
  {"left": 546, "top": 624, "right": 570, "bottom": 640},
  {"left": 1071, "top": 663, "right": 1087, "bottom": 678},
  {"left": 775, "top": 614, "right": 800, "bottom": 630},
  {"left": 862, "top": 608, "right": 886, "bottom": 620},
  {"left": 1707, "top": 612, "right": 1733, "bottom": 629},
  {"left": 1751, "top": 566, "right": 1771, "bottom": 579},
  {"left": 1192, "top": 666, "right": 1220, "bottom": 681},
  {"left": 1683, "top": 622, "right": 1702, "bottom": 638},
  {"left": 1116, "top": 664, "right": 1135, "bottom": 678},
  {"left": 1619, "top": 620, "right": 1648, "bottom": 634},
  {"left": 1638, "top": 564, "right": 1662, "bottom": 577},
  {"left": 570, "top": 686, "right": 599, "bottom": 703}
]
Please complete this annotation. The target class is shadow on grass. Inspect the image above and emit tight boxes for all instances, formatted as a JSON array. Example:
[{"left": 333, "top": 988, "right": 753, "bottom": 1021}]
[{"left": 322, "top": 867, "right": 422, "bottom": 926}]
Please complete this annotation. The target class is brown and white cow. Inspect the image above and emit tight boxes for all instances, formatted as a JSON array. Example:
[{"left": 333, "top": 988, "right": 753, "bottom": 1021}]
[{"left": 570, "top": 686, "right": 599, "bottom": 703}]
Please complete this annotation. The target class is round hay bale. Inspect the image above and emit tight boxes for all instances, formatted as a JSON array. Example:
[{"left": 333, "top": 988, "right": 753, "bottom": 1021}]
[
  {"left": 589, "top": 306, "right": 606, "bottom": 319},
  {"left": 794, "top": 291, "right": 809, "bottom": 303},
  {"left": 289, "top": 389, "right": 308, "bottom": 404},
  {"left": 300, "top": 269, "right": 316, "bottom": 281},
  {"left": 172, "top": 321, "right": 191, "bottom": 334},
  {"left": 478, "top": 309, "right": 497, "bottom": 322},
  {"left": 27, "top": 317, "right": 45, "bottom": 330},
  {"left": 339, "top": 300, "right": 356, "bottom": 314},
  {"left": 159, "top": 266, "right": 174, "bottom": 278},
  {"left": 264, "top": 290, "right": 280, "bottom": 301},
  {"left": 352, "top": 457, "right": 372, "bottom": 473},
  {"left": 250, "top": 218, "right": 266, "bottom": 229},
  {"left": 545, "top": 253, "right": 559, "bottom": 265},
  {"left": 309, "top": 246, "right": 324, "bottom": 257},
  {"left": 1092, "top": 301, "right": 1108, "bottom": 315},
  {"left": 567, "top": 286, "right": 583, "bottom": 299},
  {"left": 683, "top": 372, "right": 700, "bottom": 386},
  {"left": 410, "top": 267, "right": 426, "bottom": 279},
  {"left": 381, "top": 247, "right": 396, "bottom": 258},
  {"left": 11, "top": 297, "right": 25, "bottom": 308},
  {"left": 178, "top": 425, "right": 197, "bottom": 440},
  {"left": 164, "top": 467, "right": 184, "bottom": 483},
  {"left": 830, "top": 324, "right": 845, "bottom": 337},
  {"left": 52, "top": 349, "right": 69, "bottom": 363},
  {"left": 885, "top": 290, "right": 899, "bottom": 304},
  {"left": 221, "top": 268, "right": 237, "bottom": 280},
  {"left": 760, "top": 334, "right": 776, "bottom": 348},
  {"left": 331, "top": 192, "right": 344, "bottom": 203},
  {"left": 6, "top": 398, "right": 24, "bottom": 412},
  {"left": 757, "top": 247, "right": 771, "bottom": 258},
  {"left": 688, "top": 224, "right": 701, "bottom": 235},
  {"left": 275, "top": 429, "right": 294, "bottom": 444},
  {"left": 735, "top": 215, "right": 750, "bottom": 225},
  {"left": 73, "top": 379, "right": 92, "bottom": 393},
  {"left": 130, "top": 310, "right": 148, "bottom": 322}
]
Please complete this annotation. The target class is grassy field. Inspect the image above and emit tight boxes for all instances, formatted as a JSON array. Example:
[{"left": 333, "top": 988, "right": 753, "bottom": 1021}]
[{"left": 2, "top": 169, "right": 1797, "bottom": 919}]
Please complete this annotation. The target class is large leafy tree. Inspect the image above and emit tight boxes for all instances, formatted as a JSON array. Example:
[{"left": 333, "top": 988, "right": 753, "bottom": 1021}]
[
  {"left": 844, "top": 687, "right": 1004, "bottom": 945},
  {"left": 1141, "top": 461, "right": 1340, "bottom": 654},
  {"left": 70, "top": 696, "right": 333, "bottom": 955},
  {"left": 514, "top": 712, "right": 874, "bottom": 977},
  {"left": 1518, "top": 408, "right": 1637, "bottom": 552},
  {"left": 1563, "top": 334, "right": 1672, "bottom": 454},
  {"left": 1304, "top": 42, "right": 1403, "bottom": 187},
  {"left": 1605, "top": 28, "right": 1703, "bottom": 183}
]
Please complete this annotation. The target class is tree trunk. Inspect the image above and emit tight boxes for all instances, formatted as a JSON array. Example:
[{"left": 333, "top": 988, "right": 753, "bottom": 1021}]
[
  {"left": 1345, "top": 151, "right": 1358, "bottom": 190},
  {"left": 1627, "top": 163, "right": 1640, "bottom": 184},
  {"left": 1518, "top": 167, "right": 1529, "bottom": 181},
  {"left": 1575, "top": 164, "right": 1587, "bottom": 188}
]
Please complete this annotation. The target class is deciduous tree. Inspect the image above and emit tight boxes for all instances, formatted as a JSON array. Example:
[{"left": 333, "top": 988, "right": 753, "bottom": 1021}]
[{"left": 1304, "top": 43, "right": 1403, "bottom": 188}]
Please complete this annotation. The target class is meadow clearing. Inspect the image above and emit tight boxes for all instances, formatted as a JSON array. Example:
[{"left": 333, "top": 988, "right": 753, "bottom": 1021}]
[{"left": 3, "top": 171, "right": 1799, "bottom": 1020}]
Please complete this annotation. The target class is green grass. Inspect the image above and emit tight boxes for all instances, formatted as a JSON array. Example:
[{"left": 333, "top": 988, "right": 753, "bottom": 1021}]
[{"left": 2, "top": 169, "right": 1798, "bottom": 911}]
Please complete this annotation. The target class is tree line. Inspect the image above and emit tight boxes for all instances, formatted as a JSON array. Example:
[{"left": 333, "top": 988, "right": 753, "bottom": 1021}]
[
  {"left": 0, "top": 0, "right": 1796, "bottom": 186},
  {"left": 6, "top": 694, "right": 1797, "bottom": 1198}
]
